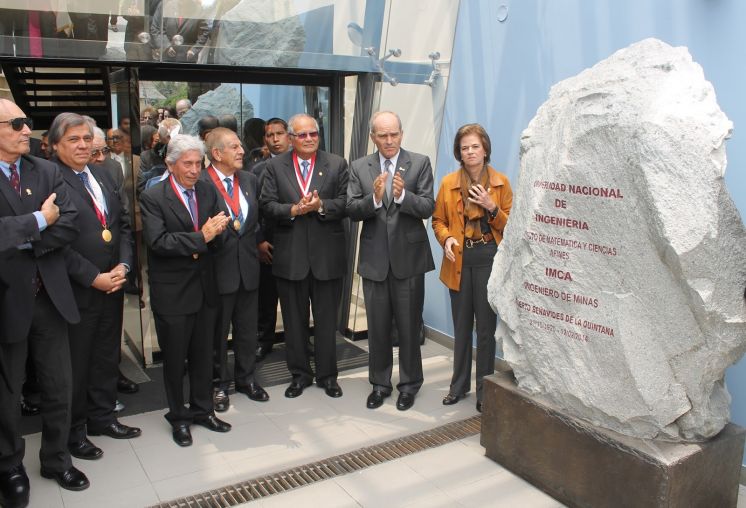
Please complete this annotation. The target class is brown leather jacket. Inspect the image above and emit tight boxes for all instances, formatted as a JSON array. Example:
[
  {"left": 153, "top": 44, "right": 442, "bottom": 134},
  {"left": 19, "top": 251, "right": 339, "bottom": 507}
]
[{"left": 432, "top": 166, "right": 513, "bottom": 290}]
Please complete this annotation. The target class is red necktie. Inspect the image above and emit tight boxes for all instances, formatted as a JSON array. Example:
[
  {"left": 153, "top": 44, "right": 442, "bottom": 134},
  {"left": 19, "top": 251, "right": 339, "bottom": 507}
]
[{"left": 8, "top": 163, "right": 20, "bottom": 195}]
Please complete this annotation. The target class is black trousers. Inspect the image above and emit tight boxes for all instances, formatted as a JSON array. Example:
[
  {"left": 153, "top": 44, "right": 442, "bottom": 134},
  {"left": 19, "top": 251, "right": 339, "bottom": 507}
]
[
  {"left": 0, "top": 290, "right": 72, "bottom": 473},
  {"left": 68, "top": 290, "right": 123, "bottom": 443},
  {"left": 448, "top": 242, "right": 497, "bottom": 402},
  {"left": 276, "top": 275, "right": 341, "bottom": 385},
  {"left": 363, "top": 271, "right": 424, "bottom": 395},
  {"left": 214, "top": 287, "right": 258, "bottom": 389},
  {"left": 154, "top": 304, "right": 216, "bottom": 426},
  {"left": 256, "top": 262, "right": 280, "bottom": 349}
]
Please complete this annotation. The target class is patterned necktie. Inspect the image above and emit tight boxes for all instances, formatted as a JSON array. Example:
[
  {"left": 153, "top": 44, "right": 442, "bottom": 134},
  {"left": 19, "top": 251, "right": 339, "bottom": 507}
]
[
  {"left": 224, "top": 177, "right": 244, "bottom": 224},
  {"left": 78, "top": 171, "right": 107, "bottom": 217},
  {"left": 8, "top": 163, "right": 20, "bottom": 195},
  {"left": 301, "top": 160, "right": 310, "bottom": 181},
  {"left": 184, "top": 189, "right": 198, "bottom": 227},
  {"left": 384, "top": 159, "right": 393, "bottom": 199}
]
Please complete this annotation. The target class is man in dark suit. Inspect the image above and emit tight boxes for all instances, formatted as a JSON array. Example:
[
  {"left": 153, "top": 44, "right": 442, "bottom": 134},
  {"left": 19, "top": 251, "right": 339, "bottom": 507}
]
[
  {"left": 203, "top": 128, "right": 269, "bottom": 412},
  {"left": 347, "top": 111, "right": 435, "bottom": 411},
  {"left": 251, "top": 118, "right": 290, "bottom": 361},
  {"left": 140, "top": 134, "right": 232, "bottom": 447},
  {"left": 260, "top": 114, "right": 348, "bottom": 399},
  {"left": 0, "top": 100, "right": 89, "bottom": 507},
  {"left": 48, "top": 113, "right": 142, "bottom": 465}
]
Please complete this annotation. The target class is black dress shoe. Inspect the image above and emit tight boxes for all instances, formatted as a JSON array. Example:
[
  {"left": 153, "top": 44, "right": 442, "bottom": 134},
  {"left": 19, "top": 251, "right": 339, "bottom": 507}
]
[
  {"left": 117, "top": 374, "right": 139, "bottom": 394},
  {"left": 0, "top": 464, "right": 29, "bottom": 508},
  {"left": 442, "top": 393, "right": 462, "bottom": 405},
  {"left": 317, "top": 379, "right": 343, "bottom": 398},
  {"left": 213, "top": 389, "right": 229, "bottom": 412},
  {"left": 88, "top": 421, "right": 142, "bottom": 439},
  {"left": 255, "top": 346, "right": 272, "bottom": 362},
  {"left": 284, "top": 381, "right": 310, "bottom": 398},
  {"left": 236, "top": 383, "right": 269, "bottom": 402},
  {"left": 193, "top": 415, "right": 231, "bottom": 433},
  {"left": 20, "top": 399, "right": 39, "bottom": 417},
  {"left": 476, "top": 401, "right": 482, "bottom": 413},
  {"left": 396, "top": 392, "right": 415, "bottom": 411},
  {"left": 172, "top": 424, "right": 192, "bottom": 447},
  {"left": 68, "top": 438, "right": 103, "bottom": 460},
  {"left": 366, "top": 390, "right": 389, "bottom": 409},
  {"left": 40, "top": 466, "right": 89, "bottom": 491}
]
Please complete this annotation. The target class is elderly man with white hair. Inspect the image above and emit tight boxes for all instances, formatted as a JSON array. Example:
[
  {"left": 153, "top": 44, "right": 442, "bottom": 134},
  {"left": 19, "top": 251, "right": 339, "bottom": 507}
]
[{"left": 140, "top": 134, "right": 232, "bottom": 447}]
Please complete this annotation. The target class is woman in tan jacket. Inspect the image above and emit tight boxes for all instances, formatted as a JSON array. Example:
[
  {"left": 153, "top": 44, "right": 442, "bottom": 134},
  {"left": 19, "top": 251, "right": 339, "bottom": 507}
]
[{"left": 432, "top": 124, "right": 512, "bottom": 412}]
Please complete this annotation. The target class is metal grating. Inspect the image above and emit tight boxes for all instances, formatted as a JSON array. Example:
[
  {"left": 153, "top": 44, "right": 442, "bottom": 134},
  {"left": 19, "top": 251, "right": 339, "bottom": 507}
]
[{"left": 153, "top": 415, "right": 481, "bottom": 507}]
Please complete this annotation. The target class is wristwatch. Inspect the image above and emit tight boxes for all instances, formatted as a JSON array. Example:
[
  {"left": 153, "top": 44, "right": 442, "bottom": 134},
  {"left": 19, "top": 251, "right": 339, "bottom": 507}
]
[{"left": 488, "top": 207, "right": 498, "bottom": 220}]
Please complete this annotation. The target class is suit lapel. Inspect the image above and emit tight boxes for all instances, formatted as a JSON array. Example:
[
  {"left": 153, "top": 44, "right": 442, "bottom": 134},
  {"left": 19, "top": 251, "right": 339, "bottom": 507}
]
[
  {"left": 90, "top": 166, "right": 114, "bottom": 218},
  {"left": 0, "top": 161, "right": 23, "bottom": 216},
  {"left": 165, "top": 180, "right": 197, "bottom": 231},
  {"left": 282, "top": 154, "right": 302, "bottom": 200},
  {"left": 388, "top": 150, "right": 411, "bottom": 213},
  {"left": 311, "top": 152, "right": 328, "bottom": 195},
  {"left": 60, "top": 162, "right": 94, "bottom": 213},
  {"left": 19, "top": 156, "right": 40, "bottom": 214},
  {"left": 237, "top": 171, "right": 255, "bottom": 236}
]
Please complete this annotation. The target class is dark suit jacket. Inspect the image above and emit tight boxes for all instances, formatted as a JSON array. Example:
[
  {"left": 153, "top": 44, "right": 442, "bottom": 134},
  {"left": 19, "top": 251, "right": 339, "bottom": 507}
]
[
  {"left": 347, "top": 149, "right": 435, "bottom": 281},
  {"left": 250, "top": 157, "right": 275, "bottom": 244},
  {"left": 140, "top": 177, "right": 222, "bottom": 316},
  {"left": 0, "top": 154, "right": 80, "bottom": 343},
  {"left": 55, "top": 158, "right": 133, "bottom": 309},
  {"left": 260, "top": 150, "right": 348, "bottom": 281},
  {"left": 200, "top": 167, "right": 260, "bottom": 294}
]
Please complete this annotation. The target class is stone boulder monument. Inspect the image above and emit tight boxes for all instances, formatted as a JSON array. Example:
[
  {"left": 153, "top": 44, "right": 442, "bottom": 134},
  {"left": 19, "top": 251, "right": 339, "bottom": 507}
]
[{"left": 488, "top": 38, "right": 746, "bottom": 443}]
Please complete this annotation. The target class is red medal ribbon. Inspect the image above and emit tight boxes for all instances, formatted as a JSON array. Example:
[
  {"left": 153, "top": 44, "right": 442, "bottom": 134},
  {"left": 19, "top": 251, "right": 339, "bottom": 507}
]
[
  {"left": 206, "top": 165, "right": 241, "bottom": 220},
  {"left": 169, "top": 175, "right": 199, "bottom": 232},
  {"left": 293, "top": 152, "right": 316, "bottom": 196}
]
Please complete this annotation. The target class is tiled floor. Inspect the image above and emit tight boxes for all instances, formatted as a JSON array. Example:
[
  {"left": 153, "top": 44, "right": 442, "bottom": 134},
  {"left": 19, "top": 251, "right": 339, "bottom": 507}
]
[{"left": 19, "top": 339, "right": 746, "bottom": 507}]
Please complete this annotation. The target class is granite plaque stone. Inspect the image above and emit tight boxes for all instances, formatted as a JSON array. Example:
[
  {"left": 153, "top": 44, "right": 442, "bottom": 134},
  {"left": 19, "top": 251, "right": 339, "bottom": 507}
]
[{"left": 488, "top": 38, "right": 746, "bottom": 442}]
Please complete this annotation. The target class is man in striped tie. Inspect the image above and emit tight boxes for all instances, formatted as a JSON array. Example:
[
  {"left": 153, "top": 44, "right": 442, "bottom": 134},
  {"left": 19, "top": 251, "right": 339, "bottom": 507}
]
[{"left": 202, "top": 128, "right": 269, "bottom": 412}]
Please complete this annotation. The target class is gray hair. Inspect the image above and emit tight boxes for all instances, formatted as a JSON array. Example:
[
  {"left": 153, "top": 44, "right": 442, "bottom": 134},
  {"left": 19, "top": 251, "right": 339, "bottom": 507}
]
[
  {"left": 287, "top": 114, "right": 320, "bottom": 135},
  {"left": 158, "top": 118, "right": 182, "bottom": 141},
  {"left": 48, "top": 112, "right": 93, "bottom": 155},
  {"left": 369, "top": 111, "right": 403, "bottom": 134},
  {"left": 204, "top": 127, "right": 236, "bottom": 162},
  {"left": 166, "top": 134, "right": 204, "bottom": 164},
  {"left": 92, "top": 126, "right": 107, "bottom": 141}
]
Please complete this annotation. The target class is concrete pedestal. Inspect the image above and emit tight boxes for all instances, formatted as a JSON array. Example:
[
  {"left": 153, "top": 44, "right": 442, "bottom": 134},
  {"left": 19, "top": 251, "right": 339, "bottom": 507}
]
[{"left": 481, "top": 372, "right": 745, "bottom": 508}]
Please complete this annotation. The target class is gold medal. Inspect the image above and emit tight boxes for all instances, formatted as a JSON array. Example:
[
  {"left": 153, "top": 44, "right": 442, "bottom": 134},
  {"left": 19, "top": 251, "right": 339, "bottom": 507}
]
[
  {"left": 101, "top": 229, "right": 112, "bottom": 242},
  {"left": 233, "top": 219, "right": 241, "bottom": 231}
]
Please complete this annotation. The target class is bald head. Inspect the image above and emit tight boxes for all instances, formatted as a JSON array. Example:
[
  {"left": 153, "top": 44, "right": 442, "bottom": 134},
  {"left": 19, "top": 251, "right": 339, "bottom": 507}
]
[{"left": 0, "top": 100, "right": 31, "bottom": 163}]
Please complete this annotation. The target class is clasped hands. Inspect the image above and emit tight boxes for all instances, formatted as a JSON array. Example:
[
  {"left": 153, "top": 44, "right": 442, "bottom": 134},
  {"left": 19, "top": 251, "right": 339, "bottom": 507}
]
[
  {"left": 201, "top": 212, "right": 231, "bottom": 242},
  {"left": 291, "top": 190, "right": 323, "bottom": 217},
  {"left": 92, "top": 263, "right": 128, "bottom": 294},
  {"left": 373, "top": 171, "right": 404, "bottom": 203}
]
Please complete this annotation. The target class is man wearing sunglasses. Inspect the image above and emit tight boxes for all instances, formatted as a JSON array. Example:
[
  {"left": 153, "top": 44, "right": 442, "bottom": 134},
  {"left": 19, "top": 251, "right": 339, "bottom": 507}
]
[
  {"left": 0, "top": 100, "right": 88, "bottom": 506},
  {"left": 260, "top": 114, "right": 349, "bottom": 400}
]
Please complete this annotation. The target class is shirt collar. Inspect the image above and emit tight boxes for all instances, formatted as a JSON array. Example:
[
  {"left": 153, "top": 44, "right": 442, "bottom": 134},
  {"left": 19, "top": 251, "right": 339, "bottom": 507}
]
[{"left": 378, "top": 150, "right": 400, "bottom": 171}]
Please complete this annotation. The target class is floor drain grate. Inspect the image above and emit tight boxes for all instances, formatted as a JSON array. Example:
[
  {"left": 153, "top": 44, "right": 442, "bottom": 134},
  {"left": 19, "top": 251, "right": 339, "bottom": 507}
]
[{"left": 152, "top": 415, "right": 481, "bottom": 507}]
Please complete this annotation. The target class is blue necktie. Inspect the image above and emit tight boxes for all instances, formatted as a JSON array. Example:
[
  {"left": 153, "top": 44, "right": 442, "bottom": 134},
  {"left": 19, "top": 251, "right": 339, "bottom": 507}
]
[
  {"left": 224, "top": 177, "right": 244, "bottom": 225},
  {"left": 184, "top": 189, "right": 197, "bottom": 227},
  {"left": 301, "top": 160, "right": 310, "bottom": 181}
]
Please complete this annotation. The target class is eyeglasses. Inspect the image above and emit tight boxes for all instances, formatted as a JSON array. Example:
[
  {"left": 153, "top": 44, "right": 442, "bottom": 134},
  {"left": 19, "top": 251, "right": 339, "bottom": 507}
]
[
  {"left": 291, "top": 131, "right": 319, "bottom": 140},
  {"left": 0, "top": 117, "right": 33, "bottom": 131},
  {"left": 90, "top": 147, "right": 111, "bottom": 157},
  {"left": 106, "top": 135, "right": 123, "bottom": 142}
]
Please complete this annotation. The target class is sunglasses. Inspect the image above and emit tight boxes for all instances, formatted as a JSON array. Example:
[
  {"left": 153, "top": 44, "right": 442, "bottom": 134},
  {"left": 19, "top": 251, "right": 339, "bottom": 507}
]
[
  {"left": 291, "top": 131, "right": 319, "bottom": 140},
  {"left": 90, "top": 147, "right": 111, "bottom": 157},
  {"left": 0, "top": 117, "right": 33, "bottom": 131}
]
